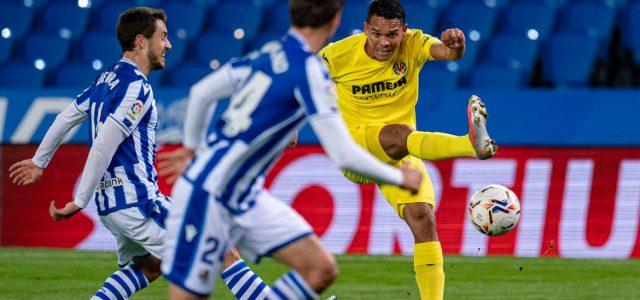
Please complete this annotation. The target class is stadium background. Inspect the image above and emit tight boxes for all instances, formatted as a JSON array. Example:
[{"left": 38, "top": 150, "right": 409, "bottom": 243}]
[{"left": 1, "top": 0, "right": 640, "bottom": 261}]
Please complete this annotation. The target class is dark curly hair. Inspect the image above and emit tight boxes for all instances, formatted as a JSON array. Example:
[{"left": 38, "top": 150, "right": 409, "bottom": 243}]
[
  {"left": 116, "top": 7, "right": 167, "bottom": 52},
  {"left": 290, "top": 0, "right": 344, "bottom": 28},
  {"left": 366, "top": 0, "right": 406, "bottom": 24}
]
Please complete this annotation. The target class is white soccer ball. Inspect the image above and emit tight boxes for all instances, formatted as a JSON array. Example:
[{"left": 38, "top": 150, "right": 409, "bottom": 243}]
[{"left": 468, "top": 184, "right": 521, "bottom": 236}]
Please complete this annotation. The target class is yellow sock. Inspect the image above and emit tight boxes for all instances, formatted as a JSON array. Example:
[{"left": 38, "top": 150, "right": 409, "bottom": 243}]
[
  {"left": 407, "top": 131, "right": 476, "bottom": 160},
  {"left": 414, "top": 241, "right": 445, "bottom": 300}
]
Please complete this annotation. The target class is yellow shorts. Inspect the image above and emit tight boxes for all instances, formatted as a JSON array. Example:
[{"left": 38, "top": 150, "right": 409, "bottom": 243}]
[{"left": 342, "top": 124, "right": 435, "bottom": 218}]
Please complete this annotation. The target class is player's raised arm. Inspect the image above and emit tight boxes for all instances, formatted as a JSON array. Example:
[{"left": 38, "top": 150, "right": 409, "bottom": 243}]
[
  {"left": 158, "top": 63, "right": 238, "bottom": 183},
  {"left": 9, "top": 89, "right": 91, "bottom": 185},
  {"left": 429, "top": 28, "right": 465, "bottom": 61}
]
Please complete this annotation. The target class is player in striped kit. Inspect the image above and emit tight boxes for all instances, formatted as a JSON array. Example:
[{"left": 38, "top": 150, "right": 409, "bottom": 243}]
[
  {"left": 160, "top": 0, "right": 422, "bottom": 299},
  {"left": 9, "top": 7, "right": 172, "bottom": 299}
]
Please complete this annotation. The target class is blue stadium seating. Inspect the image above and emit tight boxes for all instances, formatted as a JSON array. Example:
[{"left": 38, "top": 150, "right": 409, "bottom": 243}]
[
  {"left": 502, "top": 2, "right": 555, "bottom": 41},
  {"left": 95, "top": 1, "right": 136, "bottom": 32},
  {"left": 193, "top": 32, "right": 244, "bottom": 65},
  {"left": 336, "top": 2, "right": 368, "bottom": 38},
  {"left": 559, "top": 2, "right": 615, "bottom": 41},
  {"left": 0, "top": 37, "right": 13, "bottom": 66},
  {"left": 404, "top": 3, "right": 438, "bottom": 33},
  {"left": 79, "top": 31, "right": 122, "bottom": 65},
  {"left": 419, "top": 0, "right": 451, "bottom": 8},
  {"left": 622, "top": 1, "right": 640, "bottom": 55},
  {"left": 442, "top": 3, "right": 497, "bottom": 41},
  {"left": 51, "top": 61, "right": 100, "bottom": 88},
  {"left": 162, "top": 1, "right": 204, "bottom": 42},
  {"left": 164, "top": 36, "right": 185, "bottom": 71},
  {"left": 166, "top": 63, "right": 211, "bottom": 87},
  {"left": 457, "top": 0, "right": 511, "bottom": 9},
  {"left": 451, "top": 38, "right": 480, "bottom": 74},
  {"left": 210, "top": 3, "right": 263, "bottom": 42},
  {"left": 518, "top": 0, "right": 568, "bottom": 9},
  {"left": 246, "top": 33, "right": 284, "bottom": 53},
  {"left": 487, "top": 34, "right": 539, "bottom": 73},
  {"left": 41, "top": 1, "right": 90, "bottom": 39},
  {"left": 420, "top": 62, "right": 460, "bottom": 90},
  {"left": 0, "top": 3, "right": 34, "bottom": 39},
  {"left": 468, "top": 62, "right": 523, "bottom": 88},
  {"left": 21, "top": 33, "right": 70, "bottom": 70},
  {"left": 543, "top": 32, "right": 598, "bottom": 86},
  {"left": 263, "top": 2, "right": 290, "bottom": 35},
  {"left": 0, "top": 62, "right": 45, "bottom": 87}
]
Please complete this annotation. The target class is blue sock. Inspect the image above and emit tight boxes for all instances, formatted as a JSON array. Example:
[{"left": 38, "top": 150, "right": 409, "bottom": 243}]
[
  {"left": 91, "top": 264, "right": 150, "bottom": 300},
  {"left": 221, "top": 260, "right": 272, "bottom": 300},
  {"left": 270, "top": 270, "right": 319, "bottom": 300}
]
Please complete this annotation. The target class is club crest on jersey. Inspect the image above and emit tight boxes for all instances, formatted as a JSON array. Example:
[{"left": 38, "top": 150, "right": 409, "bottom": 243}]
[
  {"left": 125, "top": 100, "right": 144, "bottom": 122},
  {"left": 393, "top": 61, "right": 407, "bottom": 76}
]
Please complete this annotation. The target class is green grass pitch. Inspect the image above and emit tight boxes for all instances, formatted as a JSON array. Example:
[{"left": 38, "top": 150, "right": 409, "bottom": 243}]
[{"left": 1, "top": 248, "right": 639, "bottom": 299}]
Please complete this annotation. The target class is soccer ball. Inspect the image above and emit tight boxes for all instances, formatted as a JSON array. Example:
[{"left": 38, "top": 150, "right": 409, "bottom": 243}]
[{"left": 468, "top": 184, "right": 521, "bottom": 236}]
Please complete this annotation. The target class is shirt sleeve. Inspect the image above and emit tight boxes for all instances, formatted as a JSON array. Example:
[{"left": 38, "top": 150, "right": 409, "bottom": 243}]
[
  {"left": 183, "top": 64, "right": 239, "bottom": 150},
  {"left": 32, "top": 99, "right": 88, "bottom": 169},
  {"left": 413, "top": 30, "right": 441, "bottom": 65},
  {"left": 108, "top": 79, "right": 153, "bottom": 136},
  {"left": 293, "top": 55, "right": 338, "bottom": 118},
  {"left": 318, "top": 43, "right": 335, "bottom": 78}
]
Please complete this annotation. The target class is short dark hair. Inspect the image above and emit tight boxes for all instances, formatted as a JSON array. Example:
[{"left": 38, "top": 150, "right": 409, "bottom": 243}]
[
  {"left": 116, "top": 7, "right": 167, "bottom": 52},
  {"left": 366, "top": 0, "right": 405, "bottom": 24},
  {"left": 290, "top": 0, "right": 343, "bottom": 28}
]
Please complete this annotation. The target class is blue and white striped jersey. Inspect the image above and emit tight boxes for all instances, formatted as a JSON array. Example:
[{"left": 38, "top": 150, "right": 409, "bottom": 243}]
[
  {"left": 184, "top": 31, "right": 338, "bottom": 214},
  {"left": 74, "top": 58, "right": 161, "bottom": 215}
]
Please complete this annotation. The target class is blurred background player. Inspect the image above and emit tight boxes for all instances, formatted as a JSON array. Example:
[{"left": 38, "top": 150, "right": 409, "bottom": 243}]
[
  {"left": 318, "top": 0, "right": 497, "bottom": 298},
  {"left": 9, "top": 7, "right": 172, "bottom": 299},
  {"left": 159, "top": 0, "right": 423, "bottom": 299}
]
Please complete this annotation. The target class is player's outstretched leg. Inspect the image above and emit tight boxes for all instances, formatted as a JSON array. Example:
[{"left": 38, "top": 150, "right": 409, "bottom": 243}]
[
  {"left": 91, "top": 255, "right": 161, "bottom": 300},
  {"left": 403, "top": 203, "right": 444, "bottom": 300},
  {"left": 376, "top": 95, "right": 496, "bottom": 162},
  {"left": 221, "top": 248, "right": 273, "bottom": 300}
]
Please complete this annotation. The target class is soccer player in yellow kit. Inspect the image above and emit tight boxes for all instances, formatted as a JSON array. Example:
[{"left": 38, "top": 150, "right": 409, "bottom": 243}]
[{"left": 319, "top": 0, "right": 496, "bottom": 299}]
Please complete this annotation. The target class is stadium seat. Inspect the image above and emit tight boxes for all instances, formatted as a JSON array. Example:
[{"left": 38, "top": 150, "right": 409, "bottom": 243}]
[
  {"left": 166, "top": 63, "right": 212, "bottom": 87},
  {"left": 518, "top": 0, "right": 568, "bottom": 9},
  {"left": 164, "top": 36, "right": 185, "bottom": 71},
  {"left": 420, "top": 62, "right": 460, "bottom": 90},
  {"left": 404, "top": 3, "right": 438, "bottom": 33},
  {"left": 246, "top": 33, "right": 283, "bottom": 53},
  {"left": 51, "top": 61, "right": 100, "bottom": 88},
  {"left": 421, "top": 0, "right": 451, "bottom": 9},
  {"left": 0, "top": 3, "right": 34, "bottom": 39},
  {"left": 451, "top": 38, "right": 480, "bottom": 74},
  {"left": 457, "top": 0, "right": 511, "bottom": 9},
  {"left": 467, "top": 62, "right": 523, "bottom": 88},
  {"left": 337, "top": 2, "right": 368, "bottom": 38},
  {"left": 487, "top": 34, "right": 539, "bottom": 73},
  {"left": 20, "top": 32, "right": 71, "bottom": 70},
  {"left": 79, "top": 31, "right": 122, "bottom": 65},
  {"left": 95, "top": 1, "right": 136, "bottom": 32},
  {"left": 41, "top": 1, "right": 90, "bottom": 39},
  {"left": 442, "top": 3, "right": 497, "bottom": 41},
  {"left": 558, "top": 2, "right": 615, "bottom": 41},
  {"left": 162, "top": 1, "right": 204, "bottom": 42},
  {"left": 542, "top": 32, "right": 598, "bottom": 86},
  {"left": 0, "top": 37, "right": 13, "bottom": 66},
  {"left": 502, "top": 2, "right": 555, "bottom": 41},
  {"left": 263, "top": 2, "right": 290, "bottom": 35},
  {"left": 210, "top": 3, "right": 263, "bottom": 42},
  {"left": 193, "top": 32, "right": 244, "bottom": 65},
  {"left": 622, "top": 1, "right": 640, "bottom": 61},
  {"left": 0, "top": 62, "right": 45, "bottom": 87}
]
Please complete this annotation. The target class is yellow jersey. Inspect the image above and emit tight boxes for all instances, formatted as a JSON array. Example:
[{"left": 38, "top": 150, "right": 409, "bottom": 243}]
[{"left": 319, "top": 29, "right": 439, "bottom": 128}]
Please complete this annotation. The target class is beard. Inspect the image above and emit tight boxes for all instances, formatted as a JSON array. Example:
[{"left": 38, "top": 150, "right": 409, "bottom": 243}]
[{"left": 147, "top": 50, "right": 165, "bottom": 71}]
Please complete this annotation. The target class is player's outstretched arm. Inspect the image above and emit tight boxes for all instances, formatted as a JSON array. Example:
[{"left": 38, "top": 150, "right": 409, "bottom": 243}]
[
  {"left": 8, "top": 102, "right": 87, "bottom": 186},
  {"left": 310, "top": 114, "right": 422, "bottom": 194},
  {"left": 430, "top": 28, "right": 466, "bottom": 61}
]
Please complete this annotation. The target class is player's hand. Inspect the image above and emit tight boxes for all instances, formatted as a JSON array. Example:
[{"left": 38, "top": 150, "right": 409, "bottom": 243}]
[
  {"left": 288, "top": 130, "right": 299, "bottom": 149},
  {"left": 441, "top": 28, "right": 465, "bottom": 49},
  {"left": 400, "top": 162, "right": 422, "bottom": 195},
  {"left": 9, "top": 159, "right": 43, "bottom": 185},
  {"left": 158, "top": 147, "right": 195, "bottom": 184},
  {"left": 49, "top": 201, "right": 82, "bottom": 221}
]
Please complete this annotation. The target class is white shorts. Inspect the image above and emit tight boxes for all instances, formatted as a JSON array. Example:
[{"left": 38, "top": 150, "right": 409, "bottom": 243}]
[
  {"left": 162, "top": 178, "right": 313, "bottom": 296},
  {"left": 100, "top": 197, "right": 171, "bottom": 266}
]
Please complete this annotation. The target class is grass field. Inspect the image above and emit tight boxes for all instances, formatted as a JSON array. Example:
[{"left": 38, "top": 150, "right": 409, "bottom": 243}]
[{"left": 1, "top": 248, "right": 639, "bottom": 299}]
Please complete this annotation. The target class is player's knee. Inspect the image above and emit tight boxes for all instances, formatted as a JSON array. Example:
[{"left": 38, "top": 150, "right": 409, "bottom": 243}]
[
  {"left": 133, "top": 255, "right": 162, "bottom": 281},
  {"left": 314, "top": 256, "right": 339, "bottom": 288},
  {"left": 404, "top": 204, "right": 436, "bottom": 230},
  {"left": 379, "top": 124, "right": 413, "bottom": 160}
]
